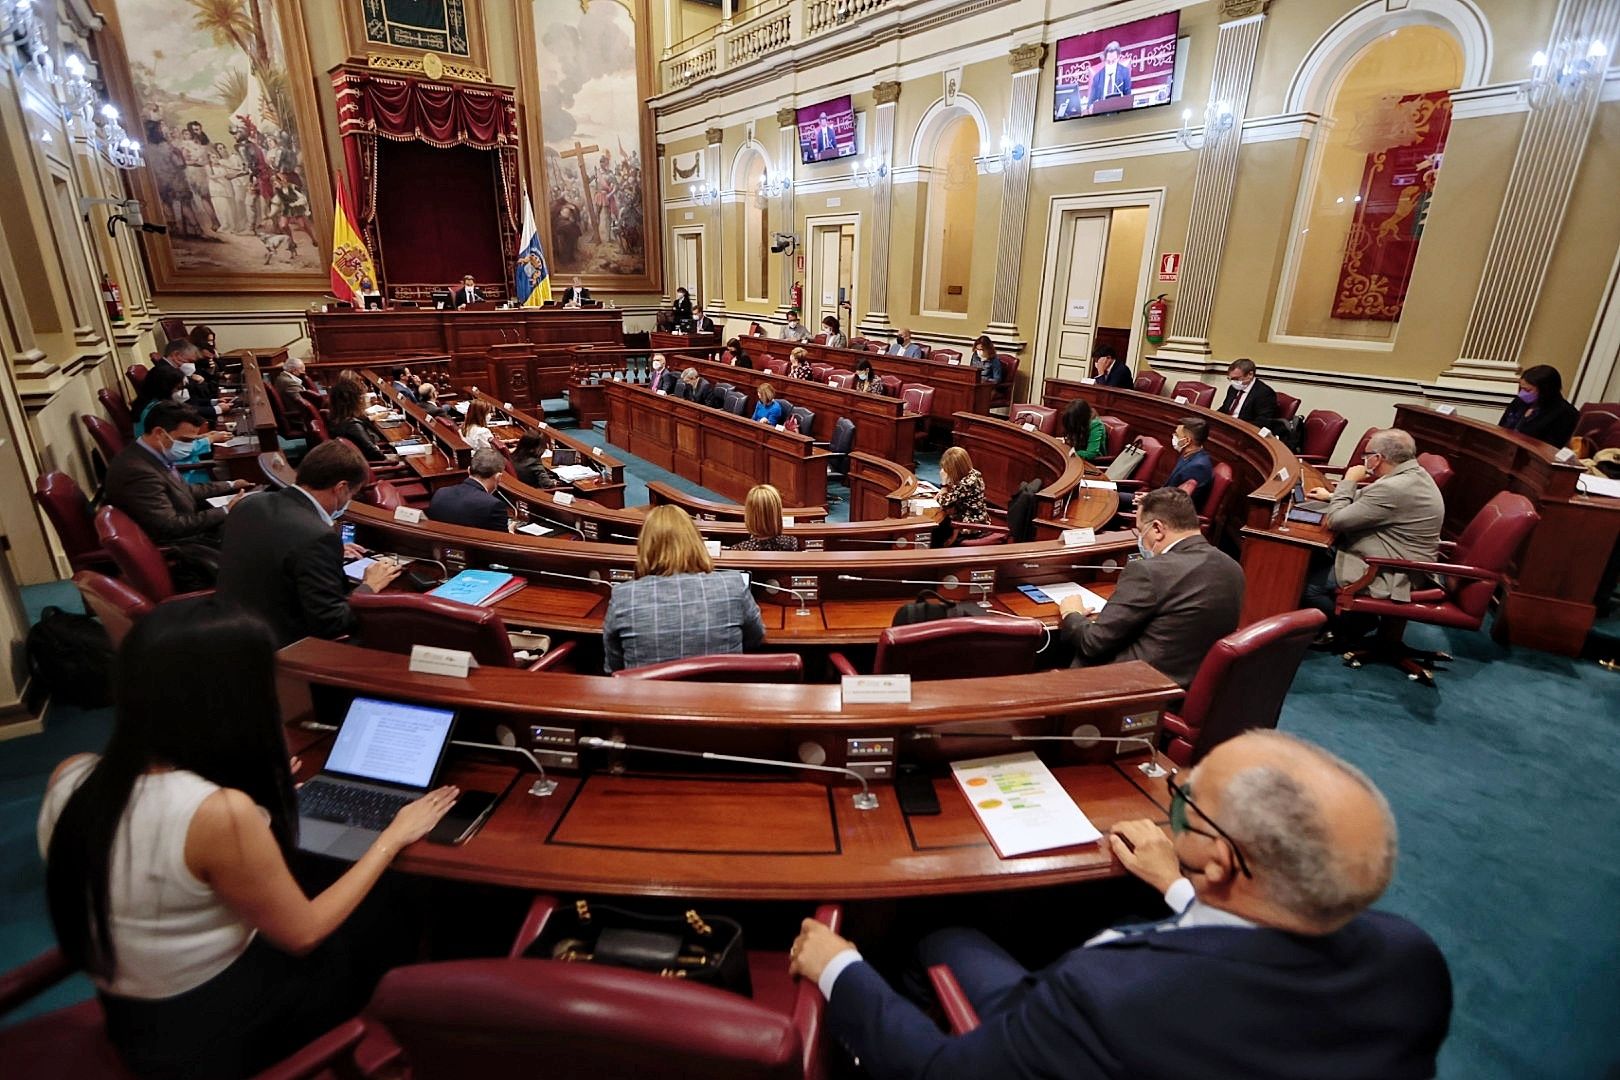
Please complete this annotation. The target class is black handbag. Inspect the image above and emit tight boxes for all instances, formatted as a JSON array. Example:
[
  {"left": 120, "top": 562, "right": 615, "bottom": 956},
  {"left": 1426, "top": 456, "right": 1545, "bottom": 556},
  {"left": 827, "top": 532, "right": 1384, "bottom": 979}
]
[
  {"left": 527, "top": 900, "right": 752, "bottom": 997},
  {"left": 890, "top": 588, "right": 984, "bottom": 627}
]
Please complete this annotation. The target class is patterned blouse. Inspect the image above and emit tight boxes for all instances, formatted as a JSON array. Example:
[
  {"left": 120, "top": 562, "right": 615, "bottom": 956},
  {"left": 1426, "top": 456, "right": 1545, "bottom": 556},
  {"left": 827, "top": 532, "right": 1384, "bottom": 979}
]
[
  {"left": 789, "top": 357, "right": 814, "bottom": 380},
  {"left": 732, "top": 534, "right": 800, "bottom": 552},
  {"left": 938, "top": 468, "right": 989, "bottom": 525},
  {"left": 852, "top": 373, "right": 885, "bottom": 395}
]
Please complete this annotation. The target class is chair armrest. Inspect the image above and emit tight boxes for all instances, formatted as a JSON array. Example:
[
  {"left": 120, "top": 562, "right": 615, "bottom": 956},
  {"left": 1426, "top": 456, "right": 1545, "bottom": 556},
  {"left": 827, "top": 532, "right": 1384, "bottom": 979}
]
[
  {"left": 508, "top": 893, "right": 562, "bottom": 958},
  {"left": 1160, "top": 712, "right": 1195, "bottom": 741},
  {"left": 828, "top": 652, "right": 860, "bottom": 677},
  {"left": 159, "top": 589, "right": 217, "bottom": 605},
  {"left": 792, "top": 904, "right": 845, "bottom": 1080},
  {"left": 251, "top": 1018, "right": 368, "bottom": 1080},
  {"left": 927, "top": 965, "right": 982, "bottom": 1035},
  {"left": 525, "top": 640, "right": 577, "bottom": 672},
  {"left": 1297, "top": 453, "right": 1328, "bottom": 465},
  {"left": 0, "top": 949, "right": 73, "bottom": 1016},
  {"left": 1359, "top": 557, "right": 1503, "bottom": 583}
]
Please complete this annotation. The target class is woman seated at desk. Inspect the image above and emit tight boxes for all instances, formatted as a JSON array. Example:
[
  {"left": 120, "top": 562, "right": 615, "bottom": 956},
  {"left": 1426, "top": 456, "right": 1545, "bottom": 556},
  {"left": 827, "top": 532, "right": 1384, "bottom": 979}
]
[
  {"left": 753, "top": 382, "right": 789, "bottom": 426},
  {"left": 603, "top": 505, "right": 766, "bottom": 672},
  {"left": 788, "top": 347, "right": 814, "bottom": 381},
  {"left": 1498, "top": 364, "right": 1579, "bottom": 449},
  {"left": 511, "top": 433, "right": 563, "bottom": 488},
  {"left": 37, "top": 602, "right": 457, "bottom": 1079},
  {"left": 937, "top": 446, "right": 990, "bottom": 544},
  {"left": 460, "top": 400, "right": 497, "bottom": 452},
  {"left": 723, "top": 338, "right": 752, "bottom": 368},
  {"left": 1062, "top": 398, "right": 1107, "bottom": 462},
  {"left": 822, "top": 316, "right": 849, "bottom": 349},
  {"left": 732, "top": 484, "right": 801, "bottom": 552},
  {"left": 327, "top": 377, "right": 393, "bottom": 463},
  {"left": 851, "top": 359, "right": 884, "bottom": 395}
]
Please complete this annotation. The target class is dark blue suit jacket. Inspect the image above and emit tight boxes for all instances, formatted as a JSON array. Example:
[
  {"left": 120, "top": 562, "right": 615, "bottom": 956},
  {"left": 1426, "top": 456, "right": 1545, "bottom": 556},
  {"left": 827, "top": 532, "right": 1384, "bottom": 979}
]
[
  {"left": 1096, "top": 360, "right": 1134, "bottom": 389},
  {"left": 426, "top": 477, "right": 508, "bottom": 533},
  {"left": 1166, "top": 448, "right": 1214, "bottom": 510},
  {"left": 827, "top": 911, "right": 1450, "bottom": 1080}
]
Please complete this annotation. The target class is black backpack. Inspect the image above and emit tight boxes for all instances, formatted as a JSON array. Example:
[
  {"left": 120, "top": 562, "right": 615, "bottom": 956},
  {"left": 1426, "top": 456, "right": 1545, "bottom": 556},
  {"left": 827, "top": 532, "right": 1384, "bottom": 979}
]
[
  {"left": 26, "top": 607, "right": 114, "bottom": 707},
  {"left": 890, "top": 589, "right": 983, "bottom": 626},
  {"left": 1005, "top": 480, "right": 1042, "bottom": 543}
]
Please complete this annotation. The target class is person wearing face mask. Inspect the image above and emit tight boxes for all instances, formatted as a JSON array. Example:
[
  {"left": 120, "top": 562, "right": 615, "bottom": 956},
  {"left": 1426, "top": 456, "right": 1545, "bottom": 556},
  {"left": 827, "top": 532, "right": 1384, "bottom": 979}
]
[
  {"left": 1158, "top": 416, "right": 1215, "bottom": 510},
  {"left": 649, "top": 352, "right": 679, "bottom": 394},
  {"left": 1218, "top": 358, "right": 1279, "bottom": 431},
  {"left": 822, "top": 315, "right": 849, "bottom": 349},
  {"left": 216, "top": 440, "right": 402, "bottom": 646},
  {"left": 1497, "top": 364, "right": 1578, "bottom": 448},
  {"left": 970, "top": 335, "right": 1004, "bottom": 383},
  {"left": 779, "top": 310, "right": 812, "bottom": 343},
  {"left": 158, "top": 339, "right": 225, "bottom": 422},
  {"left": 886, "top": 327, "right": 925, "bottom": 359},
  {"left": 105, "top": 401, "right": 252, "bottom": 589},
  {"left": 671, "top": 287, "right": 695, "bottom": 332},
  {"left": 1056, "top": 486, "right": 1242, "bottom": 688}
]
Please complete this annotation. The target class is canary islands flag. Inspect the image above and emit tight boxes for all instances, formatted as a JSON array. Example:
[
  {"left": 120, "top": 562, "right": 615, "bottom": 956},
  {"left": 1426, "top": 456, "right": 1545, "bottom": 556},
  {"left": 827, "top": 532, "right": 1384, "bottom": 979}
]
[
  {"left": 515, "top": 186, "right": 552, "bottom": 307},
  {"left": 329, "top": 170, "right": 377, "bottom": 305}
]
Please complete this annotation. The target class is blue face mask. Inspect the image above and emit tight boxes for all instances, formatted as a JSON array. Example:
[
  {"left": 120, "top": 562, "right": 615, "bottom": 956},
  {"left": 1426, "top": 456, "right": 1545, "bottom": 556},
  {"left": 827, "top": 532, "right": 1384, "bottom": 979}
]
[
  {"left": 164, "top": 436, "right": 196, "bottom": 462},
  {"left": 1517, "top": 388, "right": 1538, "bottom": 404},
  {"left": 1137, "top": 531, "right": 1156, "bottom": 559},
  {"left": 331, "top": 498, "right": 351, "bottom": 521}
]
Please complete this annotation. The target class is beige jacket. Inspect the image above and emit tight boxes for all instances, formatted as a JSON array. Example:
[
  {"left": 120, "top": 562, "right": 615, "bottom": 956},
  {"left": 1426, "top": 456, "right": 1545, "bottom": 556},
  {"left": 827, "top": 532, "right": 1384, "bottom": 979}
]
[{"left": 1327, "top": 458, "right": 1444, "bottom": 601}]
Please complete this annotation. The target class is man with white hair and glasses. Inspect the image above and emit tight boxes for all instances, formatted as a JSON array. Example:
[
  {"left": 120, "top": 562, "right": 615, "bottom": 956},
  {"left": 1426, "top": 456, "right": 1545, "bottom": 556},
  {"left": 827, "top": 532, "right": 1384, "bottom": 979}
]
[{"left": 789, "top": 731, "right": 1452, "bottom": 1079}]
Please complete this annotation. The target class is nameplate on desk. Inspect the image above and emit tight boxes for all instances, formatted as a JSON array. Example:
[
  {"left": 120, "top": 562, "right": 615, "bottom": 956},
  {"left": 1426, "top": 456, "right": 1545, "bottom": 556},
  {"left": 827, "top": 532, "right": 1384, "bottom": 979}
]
[
  {"left": 1080, "top": 479, "right": 1117, "bottom": 491},
  {"left": 1022, "top": 422, "right": 1036, "bottom": 432},
  {"left": 1258, "top": 427, "right": 1272, "bottom": 439},
  {"left": 1276, "top": 468, "right": 1290, "bottom": 482},
  {"left": 591, "top": 446, "right": 603, "bottom": 457},
  {"left": 393, "top": 506, "right": 424, "bottom": 524},
  {"left": 842, "top": 674, "right": 912, "bottom": 705},
  {"left": 655, "top": 388, "right": 667, "bottom": 395},
  {"left": 1081, "top": 377, "right": 1096, "bottom": 385},
  {"left": 775, "top": 424, "right": 786, "bottom": 432},
  {"left": 1434, "top": 404, "right": 1456, "bottom": 415},
  {"left": 1062, "top": 528, "right": 1097, "bottom": 547},
  {"left": 408, "top": 645, "right": 477, "bottom": 679},
  {"left": 553, "top": 491, "right": 576, "bottom": 506},
  {"left": 704, "top": 540, "right": 722, "bottom": 557},
  {"left": 783, "top": 515, "right": 795, "bottom": 527},
  {"left": 1554, "top": 446, "right": 1577, "bottom": 463},
  {"left": 1174, "top": 396, "right": 1189, "bottom": 405},
  {"left": 948, "top": 358, "right": 962, "bottom": 366},
  {"left": 538, "top": 421, "right": 549, "bottom": 430}
]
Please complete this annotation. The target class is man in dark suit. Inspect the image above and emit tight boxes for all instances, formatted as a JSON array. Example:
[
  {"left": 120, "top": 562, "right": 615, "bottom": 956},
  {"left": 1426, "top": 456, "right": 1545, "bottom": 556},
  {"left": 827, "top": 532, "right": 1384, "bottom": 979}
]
[
  {"left": 692, "top": 306, "right": 717, "bottom": 334},
  {"left": 789, "top": 729, "right": 1452, "bottom": 1080},
  {"left": 1160, "top": 416, "right": 1215, "bottom": 510},
  {"left": 1219, "top": 358, "right": 1279, "bottom": 431},
  {"left": 1061, "top": 486, "right": 1241, "bottom": 688},
  {"left": 1092, "top": 344, "right": 1134, "bottom": 389},
  {"left": 452, "top": 274, "right": 484, "bottom": 308},
  {"left": 649, "top": 353, "right": 680, "bottom": 394},
  {"left": 1086, "top": 40, "right": 1133, "bottom": 110},
  {"left": 215, "top": 440, "right": 400, "bottom": 646},
  {"left": 560, "top": 276, "right": 591, "bottom": 305},
  {"left": 427, "top": 450, "right": 510, "bottom": 532},
  {"left": 157, "top": 339, "right": 224, "bottom": 422},
  {"left": 104, "top": 401, "right": 251, "bottom": 588}
]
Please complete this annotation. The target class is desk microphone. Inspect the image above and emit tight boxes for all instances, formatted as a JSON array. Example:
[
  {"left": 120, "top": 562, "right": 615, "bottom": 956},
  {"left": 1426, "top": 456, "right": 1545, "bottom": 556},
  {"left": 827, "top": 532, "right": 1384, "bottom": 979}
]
[
  {"left": 450, "top": 739, "right": 557, "bottom": 796},
  {"left": 578, "top": 736, "right": 878, "bottom": 810},
  {"left": 536, "top": 569, "right": 613, "bottom": 588},
  {"left": 836, "top": 573, "right": 991, "bottom": 596},
  {"left": 1019, "top": 561, "right": 1131, "bottom": 571},
  {"left": 908, "top": 730, "right": 1168, "bottom": 777},
  {"left": 498, "top": 491, "right": 587, "bottom": 540},
  {"left": 834, "top": 537, "right": 922, "bottom": 547},
  {"left": 751, "top": 578, "right": 813, "bottom": 617}
]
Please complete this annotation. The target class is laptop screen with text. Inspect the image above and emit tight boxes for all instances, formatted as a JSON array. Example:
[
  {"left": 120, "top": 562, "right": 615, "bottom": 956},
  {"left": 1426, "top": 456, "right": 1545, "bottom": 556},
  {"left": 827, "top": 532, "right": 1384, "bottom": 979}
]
[{"left": 325, "top": 697, "right": 456, "bottom": 789}]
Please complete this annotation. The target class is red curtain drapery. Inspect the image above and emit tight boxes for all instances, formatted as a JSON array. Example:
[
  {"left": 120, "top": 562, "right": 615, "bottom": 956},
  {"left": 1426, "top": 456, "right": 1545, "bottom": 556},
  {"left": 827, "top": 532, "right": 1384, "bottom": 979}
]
[{"left": 331, "top": 67, "right": 521, "bottom": 291}]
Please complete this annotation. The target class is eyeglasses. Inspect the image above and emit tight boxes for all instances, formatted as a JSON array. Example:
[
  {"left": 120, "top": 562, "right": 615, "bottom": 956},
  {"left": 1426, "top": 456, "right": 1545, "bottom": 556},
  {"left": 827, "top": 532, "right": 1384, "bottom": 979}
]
[{"left": 1167, "top": 772, "right": 1253, "bottom": 879}]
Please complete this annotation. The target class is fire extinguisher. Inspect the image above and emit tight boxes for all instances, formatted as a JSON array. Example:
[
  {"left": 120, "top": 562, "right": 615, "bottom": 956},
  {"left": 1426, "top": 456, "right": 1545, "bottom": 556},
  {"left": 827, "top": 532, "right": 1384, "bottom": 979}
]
[
  {"left": 789, "top": 280, "right": 803, "bottom": 314},
  {"left": 101, "top": 273, "right": 125, "bottom": 324},
  {"left": 1142, "top": 293, "right": 1169, "bottom": 347}
]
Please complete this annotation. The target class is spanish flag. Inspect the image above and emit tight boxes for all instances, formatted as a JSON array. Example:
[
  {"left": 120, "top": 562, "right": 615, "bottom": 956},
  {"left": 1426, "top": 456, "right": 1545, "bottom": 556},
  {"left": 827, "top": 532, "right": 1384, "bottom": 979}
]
[
  {"left": 330, "top": 170, "right": 378, "bottom": 305},
  {"left": 515, "top": 185, "right": 552, "bottom": 307}
]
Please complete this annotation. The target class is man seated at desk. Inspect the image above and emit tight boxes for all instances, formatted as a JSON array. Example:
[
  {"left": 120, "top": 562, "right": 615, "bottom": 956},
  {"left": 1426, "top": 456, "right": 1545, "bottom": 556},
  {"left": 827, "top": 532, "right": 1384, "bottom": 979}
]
[
  {"left": 1122, "top": 417, "right": 1213, "bottom": 513},
  {"left": 886, "top": 327, "right": 925, "bottom": 359},
  {"left": 692, "top": 306, "right": 718, "bottom": 334},
  {"left": 560, "top": 276, "right": 591, "bottom": 306},
  {"left": 274, "top": 356, "right": 315, "bottom": 403},
  {"left": 216, "top": 441, "right": 401, "bottom": 646},
  {"left": 452, "top": 275, "right": 485, "bottom": 308},
  {"left": 780, "top": 310, "right": 813, "bottom": 342},
  {"left": 1060, "top": 487, "right": 1243, "bottom": 689},
  {"left": 789, "top": 729, "right": 1452, "bottom": 1080},
  {"left": 427, "top": 449, "right": 510, "bottom": 533},
  {"left": 1091, "top": 344, "right": 1134, "bottom": 389},
  {"left": 649, "top": 353, "right": 679, "bottom": 394}
]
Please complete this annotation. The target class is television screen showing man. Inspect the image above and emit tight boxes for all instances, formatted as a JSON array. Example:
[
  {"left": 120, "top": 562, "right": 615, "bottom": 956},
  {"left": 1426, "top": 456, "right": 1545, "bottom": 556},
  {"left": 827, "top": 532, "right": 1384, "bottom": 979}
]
[
  {"left": 796, "top": 97, "right": 857, "bottom": 164},
  {"left": 1054, "top": 13, "right": 1180, "bottom": 121}
]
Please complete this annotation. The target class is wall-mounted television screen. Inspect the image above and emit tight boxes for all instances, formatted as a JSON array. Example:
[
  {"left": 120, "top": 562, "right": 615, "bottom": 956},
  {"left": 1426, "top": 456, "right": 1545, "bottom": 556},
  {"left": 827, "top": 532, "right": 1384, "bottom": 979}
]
[
  {"left": 1054, "top": 12, "right": 1179, "bottom": 121},
  {"left": 797, "top": 96, "right": 857, "bottom": 164}
]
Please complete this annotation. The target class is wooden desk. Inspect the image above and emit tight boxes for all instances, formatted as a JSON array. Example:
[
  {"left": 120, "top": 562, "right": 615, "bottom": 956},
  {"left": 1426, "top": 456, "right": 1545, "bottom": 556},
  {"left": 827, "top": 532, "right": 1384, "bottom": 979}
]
[
  {"left": 1395, "top": 403, "right": 1620, "bottom": 654},
  {"left": 602, "top": 380, "right": 829, "bottom": 508},
  {"left": 212, "top": 351, "right": 281, "bottom": 482},
  {"left": 671, "top": 355, "right": 922, "bottom": 468},
  {"left": 308, "top": 307, "right": 623, "bottom": 403},
  {"left": 846, "top": 451, "right": 921, "bottom": 522},
  {"left": 743, "top": 339, "right": 995, "bottom": 425},
  {"left": 645, "top": 482, "right": 828, "bottom": 524},
  {"left": 651, "top": 331, "right": 720, "bottom": 352},
  {"left": 949, "top": 412, "right": 1110, "bottom": 532},
  {"left": 277, "top": 639, "right": 1179, "bottom": 898},
  {"left": 364, "top": 371, "right": 471, "bottom": 491},
  {"left": 467, "top": 390, "right": 627, "bottom": 509}
]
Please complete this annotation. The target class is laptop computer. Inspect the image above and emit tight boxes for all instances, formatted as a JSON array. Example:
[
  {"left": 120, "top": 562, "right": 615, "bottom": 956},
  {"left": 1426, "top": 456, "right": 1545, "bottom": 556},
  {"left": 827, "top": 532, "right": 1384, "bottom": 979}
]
[
  {"left": 297, "top": 695, "right": 458, "bottom": 861},
  {"left": 1293, "top": 478, "right": 1330, "bottom": 513}
]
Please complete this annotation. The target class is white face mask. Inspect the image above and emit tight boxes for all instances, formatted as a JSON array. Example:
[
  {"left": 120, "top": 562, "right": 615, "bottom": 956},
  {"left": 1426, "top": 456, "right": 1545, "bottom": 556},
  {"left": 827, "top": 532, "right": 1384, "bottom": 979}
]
[
  {"left": 652, "top": 359, "right": 665, "bottom": 370},
  {"left": 172, "top": 388, "right": 189, "bottom": 403},
  {"left": 180, "top": 362, "right": 196, "bottom": 377},
  {"left": 1172, "top": 434, "right": 1187, "bottom": 451}
]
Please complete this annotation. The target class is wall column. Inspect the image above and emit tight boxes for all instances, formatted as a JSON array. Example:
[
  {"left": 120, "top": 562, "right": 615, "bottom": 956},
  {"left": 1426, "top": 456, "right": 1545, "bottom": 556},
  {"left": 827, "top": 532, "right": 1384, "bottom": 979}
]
[
  {"left": 861, "top": 80, "right": 901, "bottom": 334},
  {"left": 776, "top": 107, "right": 798, "bottom": 313},
  {"left": 1156, "top": 9, "right": 1266, "bottom": 363},
  {"left": 986, "top": 43, "right": 1044, "bottom": 343},
  {"left": 1441, "top": 0, "right": 1620, "bottom": 390},
  {"left": 706, "top": 126, "right": 725, "bottom": 307}
]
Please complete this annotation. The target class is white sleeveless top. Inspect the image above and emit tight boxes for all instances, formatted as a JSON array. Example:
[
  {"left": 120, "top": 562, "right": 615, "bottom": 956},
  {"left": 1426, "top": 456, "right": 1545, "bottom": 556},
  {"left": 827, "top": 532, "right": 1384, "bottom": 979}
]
[{"left": 37, "top": 757, "right": 257, "bottom": 999}]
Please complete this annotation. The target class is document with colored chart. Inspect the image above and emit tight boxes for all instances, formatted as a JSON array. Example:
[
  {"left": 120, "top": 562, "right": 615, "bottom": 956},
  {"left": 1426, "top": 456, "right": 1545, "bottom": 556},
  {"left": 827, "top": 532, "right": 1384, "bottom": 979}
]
[{"left": 950, "top": 752, "right": 1102, "bottom": 857}]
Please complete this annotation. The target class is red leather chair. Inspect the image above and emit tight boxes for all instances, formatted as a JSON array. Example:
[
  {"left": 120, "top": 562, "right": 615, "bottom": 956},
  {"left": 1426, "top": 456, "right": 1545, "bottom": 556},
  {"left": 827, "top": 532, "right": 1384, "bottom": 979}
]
[
  {"left": 808, "top": 363, "right": 835, "bottom": 382},
  {"left": 1010, "top": 404, "right": 1057, "bottom": 434},
  {"left": 1096, "top": 415, "right": 1130, "bottom": 464},
  {"left": 1319, "top": 426, "right": 1377, "bottom": 480},
  {"left": 97, "top": 388, "right": 134, "bottom": 440},
  {"left": 849, "top": 337, "right": 882, "bottom": 352},
  {"left": 931, "top": 348, "right": 963, "bottom": 366},
  {"left": 878, "top": 374, "right": 902, "bottom": 397},
  {"left": 35, "top": 472, "right": 113, "bottom": 571},
  {"left": 349, "top": 592, "right": 575, "bottom": 672},
  {"left": 1160, "top": 609, "right": 1327, "bottom": 767},
  {"left": 94, "top": 507, "right": 209, "bottom": 604},
  {"left": 156, "top": 316, "right": 188, "bottom": 344},
  {"left": 1298, "top": 410, "right": 1349, "bottom": 465},
  {"left": 1191, "top": 461, "right": 1235, "bottom": 537},
  {"left": 1134, "top": 370, "right": 1167, "bottom": 396},
  {"left": 1337, "top": 492, "right": 1539, "bottom": 686},
  {"left": 1274, "top": 392, "right": 1301, "bottom": 421},
  {"left": 810, "top": 333, "right": 828, "bottom": 346},
  {"left": 1416, "top": 452, "right": 1454, "bottom": 495},
  {"left": 900, "top": 384, "right": 934, "bottom": 417},
  {"left": 762, "top": 357, "right": 790, "bottom": 376},
  {"left": 613, "top": 653, "right": 804, "bottom": 682},
  {"left": 341, "top": 439, "right": 429, "bottom": 508},
  {"left": 82, "top": 414, "right": 127, "bottom": 465},
  {"left": 1110, "top": 436, "right": 1169, "bottom": 495},
  {"left": 830, "top": 617, "right": 1042, "bottom": 680},
  {"left": 825, "top": 369, "right": 855, "bottom": 389},
  {"left": 1170, "top": 381, "right": 1216, "bottom": 409},
  {"left": 1573, "top": 404, "right": 1620, "bottom": 443},
  {"left": 73, "top": 570, "right": 154, "bottom": 648},
  {"left": 124, "top": 363, "right": 148, "bottom": 394},
  {"left": 992, "top": 355, "right": 1019, "bottom": 412},
  {"left": 262, "top": 378, "right": 309, "bottom": 440}
]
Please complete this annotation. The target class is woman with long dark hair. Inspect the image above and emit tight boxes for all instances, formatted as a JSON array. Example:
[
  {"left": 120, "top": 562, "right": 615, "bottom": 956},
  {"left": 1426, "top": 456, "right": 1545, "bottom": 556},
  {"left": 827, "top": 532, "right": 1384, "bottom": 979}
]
[
  {"left": 39, "top": 602, "right": 457, "bottom": 1078},
  {"left": 326, "top": 376, "right": 390, "bottom": 462},
  {"left": 1498, "top": 363, "right": 1579, "bottom": 448}
]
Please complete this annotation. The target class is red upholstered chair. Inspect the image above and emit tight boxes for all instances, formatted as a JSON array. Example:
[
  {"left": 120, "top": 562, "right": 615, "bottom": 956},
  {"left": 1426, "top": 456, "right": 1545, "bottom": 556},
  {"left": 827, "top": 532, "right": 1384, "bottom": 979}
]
[
  {"left": 82, "top": 414, "right": 127, "bottom": 464},
  {"left": 156, "top": 316, "right": 188, "bottom": 344},
  {"left": 483, "top": 895, "right": 841, "bottom": 1080},
  {"left": 810, "top": 333, "right": 827, "bottom": 345},
  {"left": 349, "top": 591, "right": 574, "bottom": 672},
  {"left": 1190, "top": 461, "right": 1235, "bottom": 536},
  {"left": 1096, "top": 415, "right": 1130, "bottom": 464},
  {"left": 613, "top": 653, "right": 805, "bottom": 682},
  {"left": 1274, "top": 392, "right": 1301, "bottom": 421},
  {"left": 992, "top": 355, "right": 1019, "bottom": 412},
  {"left": 1337, "top": 492, "right": 1539, "bottom": 686},
  {"left": 1319, "top": 426, "right": 1377, "bottom": 480},
  {"left": 1010, "top": 404, "right": 1057, "bottom": 434},
  {"left": 825, "top": 369, "right": 855, "bottom": 389},
  {"left": 1170, "top": 380, "right": 1216, "bottom": 409},
  {"left": 94, "top": 507, "right": 209, "bottom": 604},
  {"left": 809, "top": 363, "right": 835, "bottom": 382},
  {"left": 35, "top": 471, "right": 113, "bottom": 572},
  {"left": 1583, "top": 414, "right": 1620, "bottom": 451},
  {"left": 342, "top": 439, "right": 429, "bottom": 508},
  {"left": 931, "top": 348, "right": 962, "bottom": 366},
  {"left": 1134, "top": 370, "right": 1167, "bottom": 396},
  {"left": 829, "top": 617, "right": 1042, "bottom": 680},
  {"left": 1160, "top": 609, "right": 1327, "bottom": 767},
  {"left": 1573, "top": 404, "right": 1620, "bottom": 443},
  {"left": 928, "top": 966, "right": 982, "bottom": 1035},
  {"left": 900, "top": 384, "right": 934, "bottom": 417},
  {"left": 878, "top": 374, "right": 902, "bottom": 397},
  {"left": 1298, "top": 410, "right": 1349, "bottom": 465},
  {"left": 73, "top": 570, "right": 154, "bottom": 648},
  {"left": 98, "top": 387, "right": 134, "bottom": 440},
  {"left": 762, "top": 357, "right": 789, "bottom": 376},
  {"left": 1416, "top": 452, "right": 1454, "bottom": 495},
  {"left": 1110, "top": 436, "right": 1169, "bottom": 494},
  {"left": 262, "top": 378, "right": 308, "bottom": 440},
  {"left": 124, "top": 363, "right": 148, "bottom": 394}
]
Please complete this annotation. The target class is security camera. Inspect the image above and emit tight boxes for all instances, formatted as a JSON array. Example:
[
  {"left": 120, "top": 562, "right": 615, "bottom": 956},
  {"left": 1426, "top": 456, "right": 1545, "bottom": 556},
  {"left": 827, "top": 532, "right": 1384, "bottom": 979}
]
[{"left": 770, "top": 232, "right": 799, "bottom": 255}]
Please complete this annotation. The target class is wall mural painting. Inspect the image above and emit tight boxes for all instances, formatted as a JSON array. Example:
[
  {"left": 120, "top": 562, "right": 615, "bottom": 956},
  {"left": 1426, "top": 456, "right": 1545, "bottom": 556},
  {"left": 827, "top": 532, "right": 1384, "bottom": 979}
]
[
  {"left": 102, "top": 0, "right": 330, "bottom": 291},
  {"left": 523, "top": 0, "right": 661, "bottom": 292}
]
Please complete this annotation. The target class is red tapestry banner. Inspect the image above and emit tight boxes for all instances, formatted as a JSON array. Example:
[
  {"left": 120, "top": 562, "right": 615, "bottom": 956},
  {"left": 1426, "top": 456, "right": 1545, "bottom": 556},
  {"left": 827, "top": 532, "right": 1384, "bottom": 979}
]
[{"left": 1333, "top": 92, "right": 1453, "bottom": 322}]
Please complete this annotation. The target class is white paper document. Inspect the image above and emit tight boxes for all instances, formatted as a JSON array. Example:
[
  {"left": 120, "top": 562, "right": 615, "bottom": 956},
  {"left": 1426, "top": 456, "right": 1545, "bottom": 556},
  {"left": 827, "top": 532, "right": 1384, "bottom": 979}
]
[
  {"left": 551, "top": 464, "right": 599, "bottom": 482},
  {"left": 951, "top": 752, "right": 1102, "bottom": 857},
  {"left": 205, "top": 494, "right": 238, "bottom": 509},
  {"left": 515, "top": 523, "right": 552, "bottom": 536},
  {"left": 223, "top": 435, "right": 257, "bottom": 449},
  {"left": 1026, "top": 581, "right": 1108, "bottom": 613},
  {"left": 1576, "top": 473, "right": 1620, "bottom": 499},
  {"left": 393, "top": 443, "right": 435, "bottom": 457}
]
